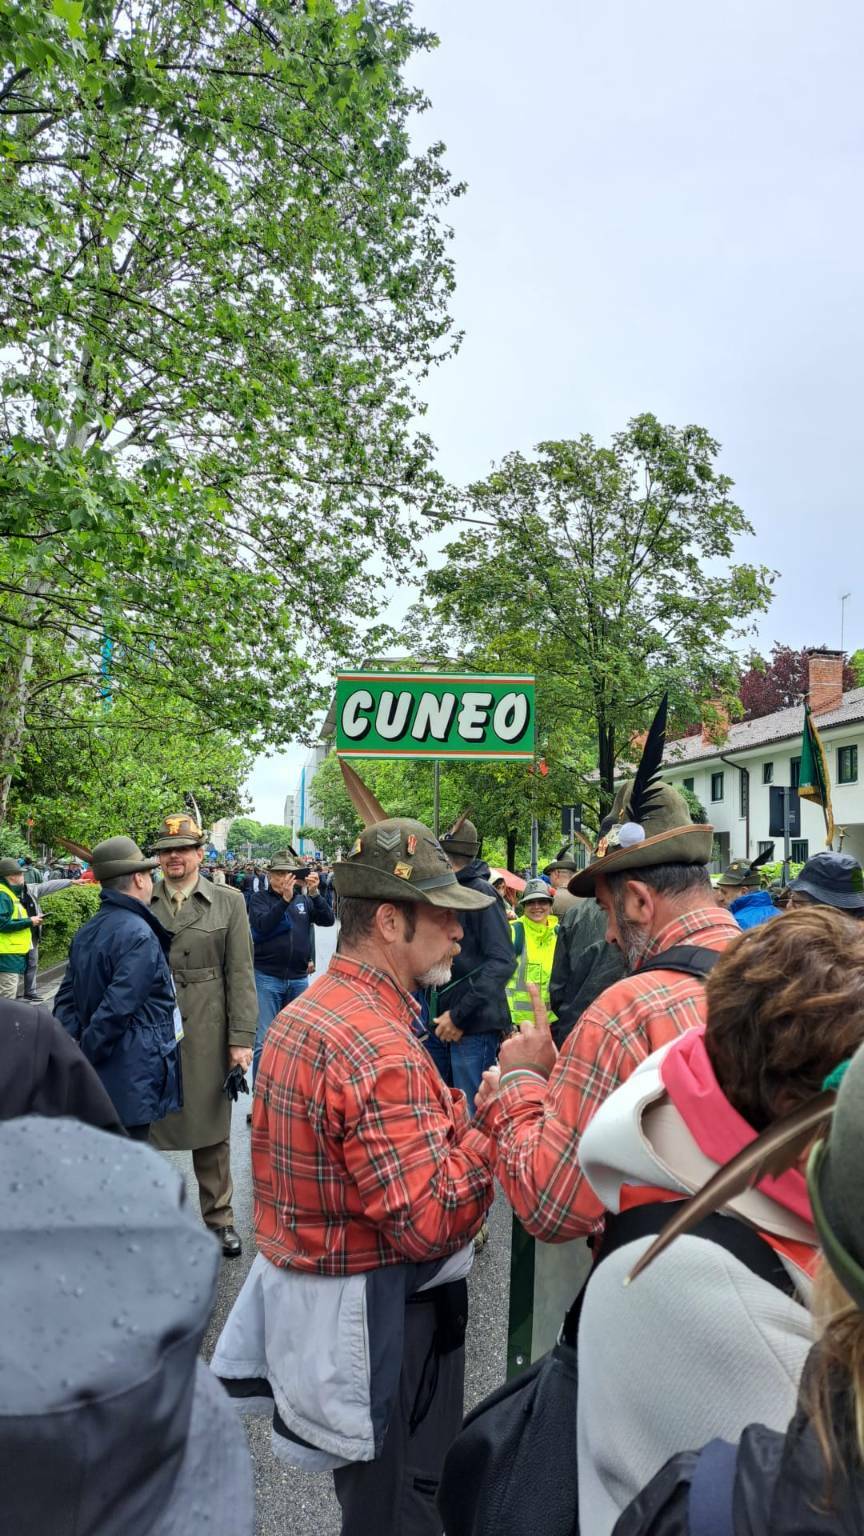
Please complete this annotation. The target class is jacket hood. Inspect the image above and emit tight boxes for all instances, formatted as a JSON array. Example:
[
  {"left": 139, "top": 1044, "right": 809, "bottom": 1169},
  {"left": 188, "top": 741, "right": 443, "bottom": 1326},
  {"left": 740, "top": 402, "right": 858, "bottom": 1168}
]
[
  {"left": 579, "top": 1044, "right": 817, "bottom": 1251},
  {"left": 455, "top": 857, "right": 492, "bottom": 886}
]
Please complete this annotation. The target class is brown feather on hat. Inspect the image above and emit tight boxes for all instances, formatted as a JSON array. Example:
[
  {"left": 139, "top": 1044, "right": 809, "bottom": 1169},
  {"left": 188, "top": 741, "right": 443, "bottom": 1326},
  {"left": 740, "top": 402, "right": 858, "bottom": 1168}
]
[{"left": 338, "top": 758, "right": 390, "bottom": 829}]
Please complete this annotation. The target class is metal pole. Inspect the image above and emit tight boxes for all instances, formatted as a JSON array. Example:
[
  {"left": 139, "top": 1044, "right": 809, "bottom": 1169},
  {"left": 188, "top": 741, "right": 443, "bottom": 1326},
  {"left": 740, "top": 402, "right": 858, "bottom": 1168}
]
[
  {"left": 782, "top": 786, "right": 792, "bottom": 886},
  {"left": 433, "top": 759, "right": 440, "bottom": 838},
  {"left": 530, "top": 817, "right": 539, "bottom": 878},
  {"left": 841, "top": 592, "right": 852, "bottom": 653},
  {"left": 568, "top": 807, "right": 575, "bottom": 860}
]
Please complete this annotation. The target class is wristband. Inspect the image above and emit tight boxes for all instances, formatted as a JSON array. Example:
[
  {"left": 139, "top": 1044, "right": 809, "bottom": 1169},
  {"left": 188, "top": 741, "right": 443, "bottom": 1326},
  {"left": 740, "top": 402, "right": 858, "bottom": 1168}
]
[{"left": 499, "top": 1068, "right": 550, "bottom": 1089}]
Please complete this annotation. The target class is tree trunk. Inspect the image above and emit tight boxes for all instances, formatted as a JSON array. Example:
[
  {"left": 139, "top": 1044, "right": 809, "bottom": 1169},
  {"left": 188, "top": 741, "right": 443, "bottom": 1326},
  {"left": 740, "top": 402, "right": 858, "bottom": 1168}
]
[
  {"left": 0, "top": 628, "right": 34, "bottom": 827},
  {"left": 598, "top": 720, "right": 616, "bottom": 817},
  {"left": 506, "top": 827, "right": 518, "bottom": 871}
]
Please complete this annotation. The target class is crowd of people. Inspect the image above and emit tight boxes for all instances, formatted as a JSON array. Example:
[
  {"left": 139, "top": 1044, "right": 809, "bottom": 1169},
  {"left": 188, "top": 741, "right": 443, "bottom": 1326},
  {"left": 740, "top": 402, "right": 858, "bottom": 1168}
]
[{"left": 3, "top": 733, "right": 864, "bottom": 1535}]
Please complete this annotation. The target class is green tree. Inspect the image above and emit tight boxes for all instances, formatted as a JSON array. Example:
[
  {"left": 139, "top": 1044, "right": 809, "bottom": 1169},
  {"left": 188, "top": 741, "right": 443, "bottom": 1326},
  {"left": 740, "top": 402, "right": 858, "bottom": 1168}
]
[
  {"left": 0, "top": 0, "right": 462, "bottom": 819},
  {"left": 849, "top": 648, "right": 864, "bottom": 688},
  {"left": 409, "top": 416, "right": 774, "bottom": 815}
]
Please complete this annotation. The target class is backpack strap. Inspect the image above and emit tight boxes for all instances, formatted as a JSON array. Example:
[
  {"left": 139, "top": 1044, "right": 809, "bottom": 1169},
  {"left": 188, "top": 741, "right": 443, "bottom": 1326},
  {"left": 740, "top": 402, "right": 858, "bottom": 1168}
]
[
  {"left": 559, "top": 1198, "right": 797, "bottom": 1346},
  {"left": 687, "top": 1438, "right": 737, "bottom": 1536},
  {"left": 512, "top": 920, "right": 525, "bottom": 958},
  {"left": 636, "top": 944, "right": 721, "bottom": 981}
]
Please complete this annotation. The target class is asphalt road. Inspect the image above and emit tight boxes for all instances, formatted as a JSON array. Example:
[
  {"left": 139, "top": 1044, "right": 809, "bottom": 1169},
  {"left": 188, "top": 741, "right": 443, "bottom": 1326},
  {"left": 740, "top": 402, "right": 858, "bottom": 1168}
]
[{"left": 159, "top": 923, "right": 512, "bottom": 1536}]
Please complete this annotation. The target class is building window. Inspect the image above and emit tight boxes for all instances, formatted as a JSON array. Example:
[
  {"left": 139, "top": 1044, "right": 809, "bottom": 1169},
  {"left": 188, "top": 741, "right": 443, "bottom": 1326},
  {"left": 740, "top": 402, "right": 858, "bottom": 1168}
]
[
  {"left": 682, "top": 776, "right": 694, "bottom": 793},
  {"left": 790, "top": 757, "right": 801, "bottom": 789},
  {"left": 838, "top": 745, "right": 858, "bottom": 784},
  {"left": 710, "top": 771, "right": 724, "bottom": 802},
  {"left": 791, "top": 839, "right": 809, "bottom": 864},
  {"left": 739, "top": 772, "right": 749, "bottom": 818},
  {"left": 758, "top": 840, "right": 774, "bottom": 855},
  {"left": 762, "top": 762, "right": 773, "bottom": 785}
]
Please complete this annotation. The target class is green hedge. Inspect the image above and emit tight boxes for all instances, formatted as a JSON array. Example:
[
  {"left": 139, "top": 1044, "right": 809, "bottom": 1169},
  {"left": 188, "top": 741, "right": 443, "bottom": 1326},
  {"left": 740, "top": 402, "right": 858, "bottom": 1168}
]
[{"left": 39, "top": 883, "right": 102, "bottom": 969}]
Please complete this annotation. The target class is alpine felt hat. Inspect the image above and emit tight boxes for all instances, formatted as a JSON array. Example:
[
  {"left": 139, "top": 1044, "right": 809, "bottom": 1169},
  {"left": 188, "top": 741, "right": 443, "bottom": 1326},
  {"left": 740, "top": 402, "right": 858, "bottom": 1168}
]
[
  {"left": 543, "top": 857, "right": 580, "bottom": 875},
  {"left": 808, "top": 1044, "right": 864, "bottom": 1311},
  {"left": 0, "top": 856, "right": 22, "bottom": 878},
  {"left": 569, "top": 693, "right": 713, "bottom": 896},
  {"left": 717, "top": 857, "right": 762, "bottom": 889},
  {"left": 0, "top": 1116, "right": 253, "bottom": 1536},
  {"left": 519, "top": 878, "right": 555, "bottom": 907},
  {"left": 90, "top": 835, "right": 159, "bottom": 881},
  {"left": 151, "top": 813, "right": 205, "bottom": 851},
  {"left": 440, "top": 815, "right": 481, "bottom": 859},
  {"left": 789, "top": 850, "right": 864, "bottom": 912},
  {"left": 333, "top": 818, "right": 493, "bottom": 910},
  {"left": 269, "top": 849, "right": 305, "bottom": 873}
]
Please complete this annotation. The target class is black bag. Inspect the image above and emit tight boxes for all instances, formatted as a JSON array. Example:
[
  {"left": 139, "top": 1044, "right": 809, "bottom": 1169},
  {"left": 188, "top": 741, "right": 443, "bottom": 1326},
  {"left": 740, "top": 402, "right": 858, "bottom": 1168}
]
[{"left": 438, "top": 1201, "right": 796, "bottom": 1536}]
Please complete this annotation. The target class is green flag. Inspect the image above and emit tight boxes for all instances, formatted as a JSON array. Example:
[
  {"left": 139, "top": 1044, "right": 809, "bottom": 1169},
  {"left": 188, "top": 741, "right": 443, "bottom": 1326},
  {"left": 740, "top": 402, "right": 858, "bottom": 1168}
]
[{"left": 798, "top": 705, "right": 835, "bottom": 847}]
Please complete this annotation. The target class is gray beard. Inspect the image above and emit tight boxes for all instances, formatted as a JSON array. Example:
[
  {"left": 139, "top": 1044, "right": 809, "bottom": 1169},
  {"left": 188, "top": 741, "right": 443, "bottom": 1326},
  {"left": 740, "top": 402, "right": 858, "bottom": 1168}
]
[
  {"left": 616, "top": 918, "right": 652, "bottom": 972},
  {"left": 416, "top": 960, "right": 453, "bottom": 988}
]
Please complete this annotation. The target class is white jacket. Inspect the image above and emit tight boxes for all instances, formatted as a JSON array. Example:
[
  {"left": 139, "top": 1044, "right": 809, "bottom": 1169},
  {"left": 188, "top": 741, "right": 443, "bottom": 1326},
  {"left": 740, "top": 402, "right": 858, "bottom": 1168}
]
[{"left": 575, "top": 1043, "right": 815, "bottom": 1536}]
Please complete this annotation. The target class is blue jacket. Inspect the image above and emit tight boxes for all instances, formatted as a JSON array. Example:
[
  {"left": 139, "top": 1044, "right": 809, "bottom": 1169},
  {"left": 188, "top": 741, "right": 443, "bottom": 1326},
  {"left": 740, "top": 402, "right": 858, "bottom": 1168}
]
[
  {"left": 248, "top": 884, "right": 335, "bottom": 979},
  {"left": 432, "top": 858, "right": 516, "bottom": 1036},
  {"left": 729, "top": 889, "right": 779, "bottom": 931},
  {"left": 54, "top": 890, "right": 182, "bottom": 1128}
]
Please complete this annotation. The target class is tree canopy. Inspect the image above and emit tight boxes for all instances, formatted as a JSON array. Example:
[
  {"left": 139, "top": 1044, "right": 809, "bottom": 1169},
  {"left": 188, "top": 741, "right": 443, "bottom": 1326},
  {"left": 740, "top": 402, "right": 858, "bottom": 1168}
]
[
  {"left": 408, "top": 415, "right": 774, "bottom": 815},
  {"left": 0, "top": 0, "right": 461, "bottom": 821}
]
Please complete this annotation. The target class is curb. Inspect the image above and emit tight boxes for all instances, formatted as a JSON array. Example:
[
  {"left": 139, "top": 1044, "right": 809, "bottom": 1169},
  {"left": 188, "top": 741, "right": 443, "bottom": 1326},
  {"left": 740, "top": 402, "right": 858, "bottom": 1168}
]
[{"left": 36, "top": 960, "right": 67, "bottom": 987}]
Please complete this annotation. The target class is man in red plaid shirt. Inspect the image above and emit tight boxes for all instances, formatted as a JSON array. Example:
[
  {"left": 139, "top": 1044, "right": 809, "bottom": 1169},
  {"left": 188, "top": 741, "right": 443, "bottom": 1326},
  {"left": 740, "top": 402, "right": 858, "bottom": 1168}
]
[
  {"left": 216, "top": 816, "right": 496, "bottom": 1536},
  {"left": 475, "top": 710, "right": 739, "bottom": 1240}
]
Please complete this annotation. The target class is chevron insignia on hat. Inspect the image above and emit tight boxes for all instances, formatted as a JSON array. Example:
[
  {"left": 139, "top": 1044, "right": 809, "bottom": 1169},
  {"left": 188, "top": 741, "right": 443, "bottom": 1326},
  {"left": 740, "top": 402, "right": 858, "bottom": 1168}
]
[{"left": 376, "top": 828, "right": 402, "bottom": 851}]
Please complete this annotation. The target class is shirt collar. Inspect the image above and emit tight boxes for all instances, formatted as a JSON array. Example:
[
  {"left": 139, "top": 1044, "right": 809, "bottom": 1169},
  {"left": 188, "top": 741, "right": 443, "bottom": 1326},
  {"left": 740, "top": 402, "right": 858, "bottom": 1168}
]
[
  {"left": 328, "top": 954, "right": 420, "bottom": 1023},
  {"left": 162, "top": 872, "right": 208, "bottom": 905},
  {"left": 638, "top": 904, "right": 739, "bottom": 967}
]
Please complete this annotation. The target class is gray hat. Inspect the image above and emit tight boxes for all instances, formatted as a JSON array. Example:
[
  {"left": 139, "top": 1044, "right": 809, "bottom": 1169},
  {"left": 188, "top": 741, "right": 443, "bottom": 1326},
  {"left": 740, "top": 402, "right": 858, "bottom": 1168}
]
[
  {"left": 808, "top": 1046, "right": 864, "bottom": 1311},
  {"left": 789, "top": 851, "right": 864, "bottom": 912},
  {"left": 90, "top": 835, "right": 158, "bottom": 881},
  {"left": 440, "top": 815, "right": 481, "bottom": 859},
  {"left": 270, "top": 849, "right": 305, "bottom": 873},
  {"left": 519, "top": 878, "right": 555, "bottom": 907},
  {"left": 543, "top": 857, "right": 580, "bottom": 875},
  {"left": 0, "top": 857, "right": 22, "bottom": 878},
  {"left": 333, "top": 818, "right": 493, "bottom": 910},
  {"left": 0, "top": 1116, "right": 253, "bottom": 1535}
]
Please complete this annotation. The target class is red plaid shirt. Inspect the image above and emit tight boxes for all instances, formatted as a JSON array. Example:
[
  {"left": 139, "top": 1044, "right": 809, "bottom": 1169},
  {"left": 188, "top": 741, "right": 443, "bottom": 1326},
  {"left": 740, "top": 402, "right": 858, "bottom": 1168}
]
[
  {"left": 252, "top": 955, "right": 493, "bottom": 1276},
  {"left": 474, "top": 905, "right": 739, "bottom": 1241}
]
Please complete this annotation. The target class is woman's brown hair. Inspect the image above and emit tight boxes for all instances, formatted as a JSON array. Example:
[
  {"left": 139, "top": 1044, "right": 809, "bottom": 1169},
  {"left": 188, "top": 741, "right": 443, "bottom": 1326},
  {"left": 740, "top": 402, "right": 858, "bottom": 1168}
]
[
  {"left": 805, "top": 1261, "right": 864, "bottom": 1492},
  {"left": 704, "top": 906, "right": 864, "bottom": 1130}
]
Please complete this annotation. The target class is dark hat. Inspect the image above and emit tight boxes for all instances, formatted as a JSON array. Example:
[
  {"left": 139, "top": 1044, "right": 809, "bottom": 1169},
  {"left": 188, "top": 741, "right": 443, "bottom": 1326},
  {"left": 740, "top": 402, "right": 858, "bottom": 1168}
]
[
  {"left": 333, "top": 818, "right": 494, "bottom": 910},
  {"left": 440, "top": 813, "right": 480, "bottom": 859},
  {"left": 519, "top": 878, "right": 555, "bottom": 908},
  {"left": 0, "top": 1117, "right": 253, "bottom": 1536},
  {"left": 543, "top": 857, "right": 580, "bottom": 875},
  {"left": 0, "top": 856, "right": 22, "bottom": 878},
  {"left": 151, "top": 813, "right": 205, "bottom": 850},
  {"left": 808, "top": 1046, "right": 864, "bottom": 1311},
  {"left": 90, "top": 836, "right": 159, "bottom": 881},
  {"left": 789, "top": 851, "right": 864, "bottom": 912},
  {"left": 717, "top": 845, "right": 775, "bottom": 889},
  {"left": 570, "top": 695, "right": 713, "bottom": 896}
]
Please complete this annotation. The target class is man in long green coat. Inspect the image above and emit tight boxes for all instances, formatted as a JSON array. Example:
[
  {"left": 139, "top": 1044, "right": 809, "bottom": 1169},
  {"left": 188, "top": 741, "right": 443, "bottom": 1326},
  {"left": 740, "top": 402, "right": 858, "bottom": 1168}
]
[{"left": 149, "top": 813, "right": 257, "bottom": 1257}]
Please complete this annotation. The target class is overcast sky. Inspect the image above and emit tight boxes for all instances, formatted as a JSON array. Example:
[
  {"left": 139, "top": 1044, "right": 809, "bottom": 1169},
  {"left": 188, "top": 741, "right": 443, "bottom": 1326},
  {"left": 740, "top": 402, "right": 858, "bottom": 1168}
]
[{"left": 250, "top": 0, "right": 864, "bottom": 821}]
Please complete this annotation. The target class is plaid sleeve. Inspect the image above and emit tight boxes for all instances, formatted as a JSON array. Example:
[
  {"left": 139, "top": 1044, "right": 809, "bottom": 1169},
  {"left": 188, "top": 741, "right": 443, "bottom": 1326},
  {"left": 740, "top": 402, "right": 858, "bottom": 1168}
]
[
  {"left": 340, "top": 1054, "right": 494, "bottom": 1262},
  {"left": 477, "top": 1002, "right": 643, "bottom": 1241}
]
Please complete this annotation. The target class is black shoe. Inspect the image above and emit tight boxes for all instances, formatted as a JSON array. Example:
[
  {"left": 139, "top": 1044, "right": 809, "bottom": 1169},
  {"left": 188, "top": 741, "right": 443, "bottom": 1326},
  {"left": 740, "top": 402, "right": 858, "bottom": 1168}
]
[
  {"left": 246, "top": 1111, "right": 252, "bottom": 1126},
  {"left": 23, "top": 993, "right": 43, "bottom": 1003},
  {"left": 220, "top": 1226, "right": 242, "bottom": 1258}
]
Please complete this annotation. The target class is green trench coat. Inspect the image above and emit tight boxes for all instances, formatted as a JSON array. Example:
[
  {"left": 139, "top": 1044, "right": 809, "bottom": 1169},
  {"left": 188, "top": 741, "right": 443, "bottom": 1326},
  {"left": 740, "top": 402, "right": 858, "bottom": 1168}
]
[{"left": 149, "top": 876, "right": 257, "bottom": 1152}]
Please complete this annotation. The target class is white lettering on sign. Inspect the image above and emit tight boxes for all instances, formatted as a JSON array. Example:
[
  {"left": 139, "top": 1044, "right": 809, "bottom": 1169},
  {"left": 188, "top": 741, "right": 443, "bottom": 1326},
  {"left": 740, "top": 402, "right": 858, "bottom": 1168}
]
[
  {"left": 341, "top": 689, "right": 373, "bottom": 739},
  {"left": 376, "top": 690, "right": 414, "bottom": 740},
  {"left": 411, "top": 692, "right": 458, "bottom": 742},
  {"left": 457, "top": 692, "right": 493, "bottom": 742},
  {"left": 493, "top": 692, "right": 530, "bottom": 742}
]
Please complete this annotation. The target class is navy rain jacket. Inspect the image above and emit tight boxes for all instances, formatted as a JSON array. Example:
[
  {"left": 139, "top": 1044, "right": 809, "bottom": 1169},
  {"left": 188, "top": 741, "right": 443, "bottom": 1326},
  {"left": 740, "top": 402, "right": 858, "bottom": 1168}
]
[
  {"left": 248, "top": 883, "right": 335, "bottom": 979},
  {"left": 435, "top": 858, "right": 516, "bottom": 1036},
  {"left": 54, "top": 889, "right": 182, "bottom": 1128}
]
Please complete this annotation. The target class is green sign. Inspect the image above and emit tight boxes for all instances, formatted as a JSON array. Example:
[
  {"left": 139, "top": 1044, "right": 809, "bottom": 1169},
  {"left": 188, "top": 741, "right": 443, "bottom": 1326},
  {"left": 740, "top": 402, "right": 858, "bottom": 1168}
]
[{"left": 334, "top": 672, "right": 535, "bottom": 760}]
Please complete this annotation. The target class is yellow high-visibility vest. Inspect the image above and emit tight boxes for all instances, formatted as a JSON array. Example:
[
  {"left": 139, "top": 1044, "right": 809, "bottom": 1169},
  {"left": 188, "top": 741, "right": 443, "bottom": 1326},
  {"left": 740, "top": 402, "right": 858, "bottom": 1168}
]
[{"left": 506, "top": 914, "right": 559, "bottom": 1027}]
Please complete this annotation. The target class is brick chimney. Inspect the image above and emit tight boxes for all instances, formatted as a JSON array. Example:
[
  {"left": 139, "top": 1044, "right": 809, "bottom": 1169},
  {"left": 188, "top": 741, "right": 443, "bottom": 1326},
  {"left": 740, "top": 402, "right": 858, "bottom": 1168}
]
[
  {"left": 807, "top": 649, "right": 845, "bottom": 716},
  {"left": 701, "top": 700, "right": 729, "bottom": 746}
]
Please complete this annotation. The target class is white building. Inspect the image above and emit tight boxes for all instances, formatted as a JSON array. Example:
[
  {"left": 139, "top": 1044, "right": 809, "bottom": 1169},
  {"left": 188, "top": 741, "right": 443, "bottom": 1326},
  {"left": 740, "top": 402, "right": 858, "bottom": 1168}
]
[
  {"left": 283, "top": 792, "right": 295, "bottom": 830},
  {"left": 292, "top": 744, "right": 328, "bottom": 852},
  {"left": 662, "top": 651, "right": 864, "bottom": 868}
]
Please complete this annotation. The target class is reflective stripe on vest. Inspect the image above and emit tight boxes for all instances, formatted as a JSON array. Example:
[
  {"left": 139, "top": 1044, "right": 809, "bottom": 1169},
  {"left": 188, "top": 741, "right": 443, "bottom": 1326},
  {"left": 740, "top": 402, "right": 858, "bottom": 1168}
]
[{"left": 0, "top": 881, "right": 32, "bottom": 956}]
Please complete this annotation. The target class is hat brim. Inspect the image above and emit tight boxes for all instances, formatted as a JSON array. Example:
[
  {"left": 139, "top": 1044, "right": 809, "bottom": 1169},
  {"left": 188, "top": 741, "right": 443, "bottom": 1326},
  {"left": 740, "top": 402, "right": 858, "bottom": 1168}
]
[
  {"left": 568, "top": 824, "right": 714, "bottom": 896},
  {"left": 716, "top": 875, "right": 758, "bottom": 889},
  {"left": 151, "top": 839, "right": 205, "bottom": 851},
  {"left": 807, "top": 1139, "right": 864, "bottom": 1312},
  {"left": 93, "top": 856, "right": 160, "bottom": 880},
  {"left": 333, "top": 862, "right": 493, "bottom": 910},
  {"left": 153, "top": 1361, "right": 253, "bottom": 1536},
  {"left": 788, "top": 877, "right": 864, "bottom": 911}
]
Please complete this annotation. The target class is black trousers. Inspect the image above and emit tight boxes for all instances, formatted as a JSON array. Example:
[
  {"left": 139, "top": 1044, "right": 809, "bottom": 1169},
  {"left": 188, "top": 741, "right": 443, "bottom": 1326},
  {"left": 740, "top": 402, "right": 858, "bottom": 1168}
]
[
  {"left": 125, "top": 1123, "right": 151, "bottom": 1142},
  {"left": 333, "top": 1291, "right": 465, "bottom": 1536}
]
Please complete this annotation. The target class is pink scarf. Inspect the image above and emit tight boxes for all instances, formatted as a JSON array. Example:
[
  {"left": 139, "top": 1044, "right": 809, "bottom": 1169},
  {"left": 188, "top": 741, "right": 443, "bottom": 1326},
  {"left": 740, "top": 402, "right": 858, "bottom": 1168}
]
[{"left": 660, "top": 1026, "right": 813, "bottom": 1225}]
